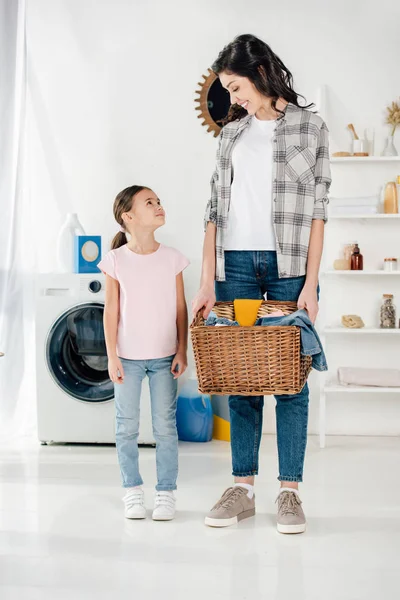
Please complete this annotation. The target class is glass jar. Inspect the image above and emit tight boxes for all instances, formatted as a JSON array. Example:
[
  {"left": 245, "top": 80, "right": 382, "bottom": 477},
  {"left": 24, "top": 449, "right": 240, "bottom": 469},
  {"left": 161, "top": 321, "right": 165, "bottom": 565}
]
[
  {"left": 343, "top": 242, "right": 357, "bottom": 269},
  {"left": 351, "top": 243, "right": 364, "bottom": 270},
  {"left": 384, "top": 258, "right": 398, "bottom": 272},
  {"left": 380, "top": 294, "right": 396, "bottom": 329}
]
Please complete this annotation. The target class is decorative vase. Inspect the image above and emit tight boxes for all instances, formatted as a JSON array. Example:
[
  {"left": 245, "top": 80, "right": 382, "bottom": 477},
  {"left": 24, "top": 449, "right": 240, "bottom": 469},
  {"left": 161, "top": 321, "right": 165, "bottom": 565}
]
[
  {"left": 382, "top": 135, "right": 398, "bottom": 157},
  {"left": 57, "top": 213, "right": 86, "bottom": 273},
  {"left": 383, "top": 182, "right": 398, "bottom": 214}
]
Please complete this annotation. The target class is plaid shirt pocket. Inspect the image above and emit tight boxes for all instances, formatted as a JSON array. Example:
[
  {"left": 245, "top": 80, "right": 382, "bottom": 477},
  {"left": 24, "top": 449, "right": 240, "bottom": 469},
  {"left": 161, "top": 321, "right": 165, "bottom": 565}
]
[{"left": 285, "top": 145, "right": 317, "bottom": 185}]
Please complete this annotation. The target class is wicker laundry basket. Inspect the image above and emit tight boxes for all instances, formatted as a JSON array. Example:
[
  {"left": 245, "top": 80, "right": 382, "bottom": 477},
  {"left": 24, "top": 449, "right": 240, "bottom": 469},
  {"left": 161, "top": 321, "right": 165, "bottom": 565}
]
[{"left": 190, "top": 300, "right": 312, "bottom": 396}]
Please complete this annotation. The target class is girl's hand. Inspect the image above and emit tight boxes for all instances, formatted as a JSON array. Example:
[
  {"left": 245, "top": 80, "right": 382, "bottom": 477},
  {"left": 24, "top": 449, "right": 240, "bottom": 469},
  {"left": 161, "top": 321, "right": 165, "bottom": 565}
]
[
  {"left": 192, "top": 285, "right": 216, "bottom": 319},
  {"left": 297, "top": 284, "right": 319, "bottom": 324},
  {"left": 171, "top": 351, "right": 187, "bottom": 379},
  {"left": 108, "top": 356, "right": 124, "bottom": 384}
]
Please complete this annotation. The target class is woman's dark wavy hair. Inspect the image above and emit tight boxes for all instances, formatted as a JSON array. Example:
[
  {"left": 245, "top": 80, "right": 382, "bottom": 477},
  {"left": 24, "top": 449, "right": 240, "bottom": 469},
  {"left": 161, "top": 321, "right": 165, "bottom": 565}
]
[{"left": 212, "top": 34, "right": 314, "bottom": 125}]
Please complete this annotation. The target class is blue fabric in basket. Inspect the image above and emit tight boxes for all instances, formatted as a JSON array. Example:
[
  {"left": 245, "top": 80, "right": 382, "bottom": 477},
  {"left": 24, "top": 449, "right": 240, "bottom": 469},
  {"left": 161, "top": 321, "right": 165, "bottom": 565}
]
[
  {"left": 256, "top": 309, "right": 327, "bottom": 372},
  {"left": 205, "top": 310, "right": 239, "bottom": 327}
]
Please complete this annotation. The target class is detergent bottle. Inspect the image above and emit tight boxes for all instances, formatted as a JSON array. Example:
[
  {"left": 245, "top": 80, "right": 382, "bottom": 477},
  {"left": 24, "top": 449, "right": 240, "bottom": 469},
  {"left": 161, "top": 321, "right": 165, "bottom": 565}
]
[{"left": 176, "top": 374, "right": 213, "bottom": 442}]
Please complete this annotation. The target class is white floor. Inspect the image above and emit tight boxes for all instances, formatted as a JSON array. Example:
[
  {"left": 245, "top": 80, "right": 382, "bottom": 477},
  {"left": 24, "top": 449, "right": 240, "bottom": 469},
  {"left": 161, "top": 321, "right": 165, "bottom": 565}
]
[{"left": 1, "top": 435, "right": 400, "bottom": 600}]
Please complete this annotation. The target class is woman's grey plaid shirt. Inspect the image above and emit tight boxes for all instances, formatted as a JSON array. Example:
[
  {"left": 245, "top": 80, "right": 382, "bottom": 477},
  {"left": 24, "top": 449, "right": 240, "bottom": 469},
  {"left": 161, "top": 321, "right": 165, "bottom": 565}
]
[{"left": 204, "top": 103, "right": 331, "bottom": 281}]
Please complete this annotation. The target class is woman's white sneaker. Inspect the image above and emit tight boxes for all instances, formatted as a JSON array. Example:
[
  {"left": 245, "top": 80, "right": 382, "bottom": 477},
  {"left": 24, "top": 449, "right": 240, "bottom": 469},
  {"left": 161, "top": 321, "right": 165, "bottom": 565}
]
[
  {"left": 152, "top": 491, "right": 176, "bottom": 521},
  {"left": 123, "top": 487, "right": 147, "bottom": 519}
]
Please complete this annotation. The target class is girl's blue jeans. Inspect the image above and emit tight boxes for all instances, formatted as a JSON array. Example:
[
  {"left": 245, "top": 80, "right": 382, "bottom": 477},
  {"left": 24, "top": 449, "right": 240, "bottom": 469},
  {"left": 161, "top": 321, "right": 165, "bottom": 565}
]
[{"left": 114, "top": 355, "right": 178, "bottom": 491}]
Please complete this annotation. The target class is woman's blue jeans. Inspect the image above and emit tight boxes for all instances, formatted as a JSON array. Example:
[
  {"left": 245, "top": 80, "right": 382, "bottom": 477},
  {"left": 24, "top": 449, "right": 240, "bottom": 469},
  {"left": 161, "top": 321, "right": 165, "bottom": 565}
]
[{"left": 215, "top": 251, "right": 310, "bottom": 482}]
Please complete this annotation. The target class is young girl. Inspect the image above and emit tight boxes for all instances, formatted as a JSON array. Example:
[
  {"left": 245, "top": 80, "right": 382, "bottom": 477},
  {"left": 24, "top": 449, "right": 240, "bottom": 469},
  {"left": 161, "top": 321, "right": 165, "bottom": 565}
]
[{"left": 99, "top": 185, "right": 189, "bottom": 521}]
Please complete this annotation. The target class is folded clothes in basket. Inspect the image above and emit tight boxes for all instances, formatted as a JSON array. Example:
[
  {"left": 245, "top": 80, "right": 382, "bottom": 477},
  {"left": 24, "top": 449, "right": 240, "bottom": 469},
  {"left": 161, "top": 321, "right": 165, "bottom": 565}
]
[
  {"left": 256, "top": 309, "right": 328, "bottom": 372},
  {"left": 338, "top": 367, "right": 400, "bottom": 387},
  {"left": 205, "top": 311, "right": 239, "bottom": 327}
]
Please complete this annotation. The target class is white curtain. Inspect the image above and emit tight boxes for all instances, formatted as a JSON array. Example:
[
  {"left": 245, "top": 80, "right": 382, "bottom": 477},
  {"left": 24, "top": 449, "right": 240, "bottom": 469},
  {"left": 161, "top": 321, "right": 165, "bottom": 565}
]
[{"left": 0, "top": 0, "right": 36, "bottom": 439}]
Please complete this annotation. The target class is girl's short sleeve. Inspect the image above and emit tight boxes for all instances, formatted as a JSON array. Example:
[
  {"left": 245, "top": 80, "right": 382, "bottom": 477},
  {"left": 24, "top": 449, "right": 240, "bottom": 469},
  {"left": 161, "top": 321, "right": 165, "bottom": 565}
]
[
  {"left": 175, "top": 251, "right": 190, "bottom": 276},
  {"left": 98, "top": 251, "right": 117, "bottom": 280}
]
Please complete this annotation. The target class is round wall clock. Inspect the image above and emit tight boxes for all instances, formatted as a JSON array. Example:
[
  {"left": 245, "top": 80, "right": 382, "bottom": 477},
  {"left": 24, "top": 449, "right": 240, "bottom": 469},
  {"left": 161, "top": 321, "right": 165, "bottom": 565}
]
[{"left": 194, "top": 69, "right": 231, "bottom": 137}]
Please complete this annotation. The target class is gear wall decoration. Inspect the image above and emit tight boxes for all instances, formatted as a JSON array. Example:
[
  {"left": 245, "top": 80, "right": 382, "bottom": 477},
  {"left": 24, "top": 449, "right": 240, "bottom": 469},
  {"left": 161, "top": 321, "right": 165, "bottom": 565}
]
[{"left": 194, "top": 69, "right": 231, "bottom": 137}]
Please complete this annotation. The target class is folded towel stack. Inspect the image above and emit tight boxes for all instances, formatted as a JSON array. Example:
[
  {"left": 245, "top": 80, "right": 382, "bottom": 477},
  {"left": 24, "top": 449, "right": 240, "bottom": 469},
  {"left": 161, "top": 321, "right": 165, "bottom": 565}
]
[{"left": 330, "top": 196, "right": 379, "bottom": 215}]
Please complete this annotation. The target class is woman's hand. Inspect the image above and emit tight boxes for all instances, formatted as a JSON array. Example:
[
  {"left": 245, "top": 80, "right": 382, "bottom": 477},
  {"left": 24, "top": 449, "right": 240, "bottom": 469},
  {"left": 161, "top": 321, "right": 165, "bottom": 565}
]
[
  {"left": 108, "top": 356, "right": 125, "bottom": 384},
  {"left": 192, "top": 285, "right": 216, "bottom": 319},
  {"left": 171, "top": 350, "right": 188, "bottom": 379},
  {"left": 297, "top": 284, "right": 319, "bottom": 324}
]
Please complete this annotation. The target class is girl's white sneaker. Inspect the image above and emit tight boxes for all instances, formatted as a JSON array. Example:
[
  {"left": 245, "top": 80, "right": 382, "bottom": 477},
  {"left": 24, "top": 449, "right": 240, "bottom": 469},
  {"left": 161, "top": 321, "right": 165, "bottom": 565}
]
[
  {"left": 123, "top": 487, "right": 147, "bottom": 519},
  {"left": 152, "top": 491, "right": 176, "bottom": 521}
]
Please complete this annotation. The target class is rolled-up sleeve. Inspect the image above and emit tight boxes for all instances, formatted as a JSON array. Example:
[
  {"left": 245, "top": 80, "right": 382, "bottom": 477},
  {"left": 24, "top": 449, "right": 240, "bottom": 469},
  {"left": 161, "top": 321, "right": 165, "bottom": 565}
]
[
  {"left": 203, "top": 169, "right": 218, "bottom": 231},
  {"left": 203, "top": 132, "right": 223, "bottom": 232},
  {"left": 313, "top": 121, "right": 331, "bottom": 222}
]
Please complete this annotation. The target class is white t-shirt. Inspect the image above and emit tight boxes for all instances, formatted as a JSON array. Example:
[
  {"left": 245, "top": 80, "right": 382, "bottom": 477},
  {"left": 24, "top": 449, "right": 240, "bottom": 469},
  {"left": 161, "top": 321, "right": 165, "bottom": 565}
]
[{"left": 225, "top": 115, "right": 277, "bottom": 251}]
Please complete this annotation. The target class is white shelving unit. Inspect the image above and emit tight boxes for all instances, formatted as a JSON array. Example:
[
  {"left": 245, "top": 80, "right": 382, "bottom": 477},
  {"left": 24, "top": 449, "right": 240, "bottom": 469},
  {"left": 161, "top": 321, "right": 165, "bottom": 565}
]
[
  {"left": 330, "top": 214, "right": 400, "bottom": 220},
  {"left": 325, "top": 382, "right": 400, "bottom": 394},
  {"left": 331, "top": 156, "right": 400, "bottom": 163},
  {"left": 323, "top": 270, "right": 400, "bottom": 276},
  {"left": 323, "top": 328, "right": 400, "bottom": 335},
  {"left": 318, "top": 158, "right": 400, "bottom": 448}
]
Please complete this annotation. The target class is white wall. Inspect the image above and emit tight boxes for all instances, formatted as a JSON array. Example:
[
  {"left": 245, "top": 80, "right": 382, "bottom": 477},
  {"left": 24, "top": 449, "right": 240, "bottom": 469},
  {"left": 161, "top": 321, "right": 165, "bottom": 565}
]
[{"left": 27, "top": 0, "right": 400, "bottom": 435}]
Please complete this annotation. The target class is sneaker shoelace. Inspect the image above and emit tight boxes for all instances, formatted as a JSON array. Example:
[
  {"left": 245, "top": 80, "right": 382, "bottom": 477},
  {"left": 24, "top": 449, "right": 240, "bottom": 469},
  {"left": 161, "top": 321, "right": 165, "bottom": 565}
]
[
  {"left": 154, "top": 492, "right": 175, "bottom": 509},
  {"left": 213, "top": 487, "right": 246, "bottom": 510},
  {"left": 124, "top": 490, "right": 144, "bottom": 509},
  {"left": 277, "top": 491, "right": 301, "bottom": 516}
]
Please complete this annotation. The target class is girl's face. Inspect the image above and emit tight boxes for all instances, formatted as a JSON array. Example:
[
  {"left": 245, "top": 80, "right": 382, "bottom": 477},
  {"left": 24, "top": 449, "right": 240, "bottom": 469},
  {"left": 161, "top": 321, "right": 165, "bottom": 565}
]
[
  {"left": 219, "top": 71, "right": 265, "bottom": 116},
  {"left": 122, "top": 189, "right": 165, "bottom": 231}
]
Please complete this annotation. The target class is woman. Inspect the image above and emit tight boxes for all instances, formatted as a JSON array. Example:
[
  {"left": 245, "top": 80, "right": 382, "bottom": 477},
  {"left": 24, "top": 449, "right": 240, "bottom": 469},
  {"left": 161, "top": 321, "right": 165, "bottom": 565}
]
[{"left": 192, "top": 34, "right": 331, "bottom": 533}]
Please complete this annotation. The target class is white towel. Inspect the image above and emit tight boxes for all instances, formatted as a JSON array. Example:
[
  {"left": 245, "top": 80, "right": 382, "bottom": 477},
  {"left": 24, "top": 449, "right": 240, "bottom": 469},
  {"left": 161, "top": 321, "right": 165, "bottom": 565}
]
[
  {"left": 330, "top": 196, "right": 378, "bottom": 208},
  {"left": 338, "top": 367, "right": 400, "bottom": 387},
  {"left": 330, "top": 205, "right": 378, "bottom": 215}
]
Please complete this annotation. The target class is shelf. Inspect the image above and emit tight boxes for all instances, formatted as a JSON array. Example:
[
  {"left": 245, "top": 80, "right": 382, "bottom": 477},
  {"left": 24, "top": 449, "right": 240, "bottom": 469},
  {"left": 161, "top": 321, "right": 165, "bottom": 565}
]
[
  {"left": 323, "top": 270, "right": 400, "bottom": 276},
  {"left": 330, "top": 156, "right": 400, "bottom": 163},
  {"left": 329, "top": 213, "right": 400, "bottom": 220},
  {"left": 325, "top": 382, "right": 400, "bottom": 393},
  {"left": 324, "top": 328, "right": 400, "bottom": 334}
]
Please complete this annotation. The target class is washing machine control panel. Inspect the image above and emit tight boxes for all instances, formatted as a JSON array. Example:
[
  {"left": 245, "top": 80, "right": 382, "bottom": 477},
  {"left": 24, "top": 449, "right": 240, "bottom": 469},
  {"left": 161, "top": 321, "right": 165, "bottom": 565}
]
[{"left": 88, "top": 280, "right": 102, "bottom": 294}]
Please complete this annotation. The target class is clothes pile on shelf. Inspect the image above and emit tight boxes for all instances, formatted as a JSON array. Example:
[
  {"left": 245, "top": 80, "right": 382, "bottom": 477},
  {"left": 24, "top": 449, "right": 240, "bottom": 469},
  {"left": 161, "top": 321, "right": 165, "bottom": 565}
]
[{"left": 329, "top": 196, "right": 379, "bottom": 215}]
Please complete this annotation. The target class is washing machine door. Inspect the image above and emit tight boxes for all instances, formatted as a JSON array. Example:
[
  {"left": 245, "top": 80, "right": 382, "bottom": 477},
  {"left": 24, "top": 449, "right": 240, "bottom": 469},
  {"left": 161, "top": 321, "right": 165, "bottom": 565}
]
[{"left": 46, "top": 302, "right": 114, "bottom": 402}]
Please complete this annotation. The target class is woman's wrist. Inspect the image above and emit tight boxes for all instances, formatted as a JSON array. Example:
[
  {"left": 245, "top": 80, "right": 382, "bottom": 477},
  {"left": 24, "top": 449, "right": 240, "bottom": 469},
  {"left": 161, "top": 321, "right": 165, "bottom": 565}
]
[
  {"left": 304, "top": 276, "right": 318, "bottom": 289},
  {"left": 200, "top": 279, "right": 214, "bottom": 290}
]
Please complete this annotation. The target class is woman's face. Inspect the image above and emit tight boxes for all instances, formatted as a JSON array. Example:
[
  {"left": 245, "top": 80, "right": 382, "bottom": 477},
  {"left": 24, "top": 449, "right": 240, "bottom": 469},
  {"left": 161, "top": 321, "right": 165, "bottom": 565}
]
[
  {"left": 219, "top": 71, "right": 264, "bottom": 116},
  {"left": 123, "top": 189, "right": 165, "bottom": 231}
]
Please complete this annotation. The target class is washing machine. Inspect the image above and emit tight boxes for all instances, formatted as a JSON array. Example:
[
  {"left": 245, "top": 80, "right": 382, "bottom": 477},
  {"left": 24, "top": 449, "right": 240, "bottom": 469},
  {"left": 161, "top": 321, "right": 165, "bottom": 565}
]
[{"left": 35, "top": 273, "right": 154, "bottom": 444}]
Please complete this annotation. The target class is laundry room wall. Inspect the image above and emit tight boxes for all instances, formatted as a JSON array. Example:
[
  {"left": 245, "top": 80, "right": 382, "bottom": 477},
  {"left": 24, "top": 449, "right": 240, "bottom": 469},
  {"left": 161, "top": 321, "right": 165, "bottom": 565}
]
[{"left": 27, "top": 0, "right": 400, "bottom": 436}]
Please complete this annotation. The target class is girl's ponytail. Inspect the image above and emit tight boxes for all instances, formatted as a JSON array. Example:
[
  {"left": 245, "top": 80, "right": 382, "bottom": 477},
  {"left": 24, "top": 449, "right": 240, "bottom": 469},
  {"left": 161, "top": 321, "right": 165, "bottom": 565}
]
[
  {"left": 111, "top": 231, "right": 127, "bottom": 250},
  {"left": 111, "top": 184, "right": 149, "bottom": 250}
]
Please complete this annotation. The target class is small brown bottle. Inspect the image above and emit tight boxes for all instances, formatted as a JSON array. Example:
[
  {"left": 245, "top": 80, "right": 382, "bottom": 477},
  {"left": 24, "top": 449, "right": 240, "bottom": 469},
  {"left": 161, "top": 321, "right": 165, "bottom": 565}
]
[{"left": 351, "top": 243, "right": 363, "bottom": 270}]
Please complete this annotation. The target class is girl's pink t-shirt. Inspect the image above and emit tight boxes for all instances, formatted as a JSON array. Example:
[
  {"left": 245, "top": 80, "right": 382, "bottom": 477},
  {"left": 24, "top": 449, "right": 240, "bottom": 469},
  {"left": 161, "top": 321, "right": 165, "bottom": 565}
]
[{"left": 98, "top": 244, "right": 189, "bottom": 360}]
